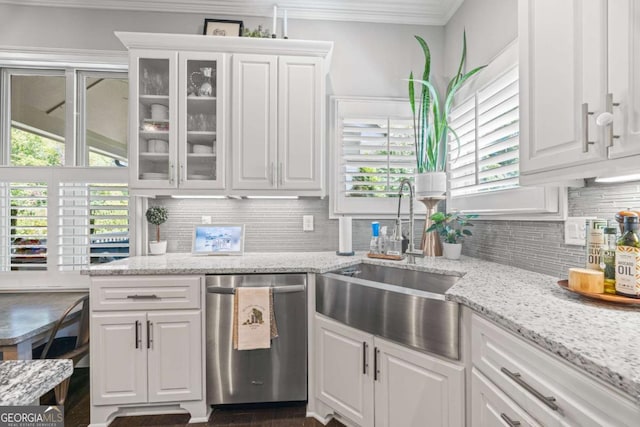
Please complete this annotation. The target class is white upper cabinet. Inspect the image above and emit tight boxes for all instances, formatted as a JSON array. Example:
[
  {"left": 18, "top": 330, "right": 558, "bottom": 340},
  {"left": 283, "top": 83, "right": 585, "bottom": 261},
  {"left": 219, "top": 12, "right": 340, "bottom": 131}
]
[
  {"left": 519, "top": 0, "right": 640, "bottom": 185},
  {"left": 607, "top": 0, "right": 640, "bottom": 159},
  {"left": 519, "top": 0, "right": 607, "bottom": 177},
  {"left": 116, "top": 32, "right": 332, "bottom": 196},
  {"left": 232, "top": 55, "right": 324, "bottom": 193}
]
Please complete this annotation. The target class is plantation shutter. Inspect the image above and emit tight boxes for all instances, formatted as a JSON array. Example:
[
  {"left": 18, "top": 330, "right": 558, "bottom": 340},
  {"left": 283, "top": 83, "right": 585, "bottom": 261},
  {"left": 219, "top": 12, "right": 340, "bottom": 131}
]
[
  {"left": 332, "top": 97, "right": 420, "bottom": 216},
  {"left": 0, "top": 182, "right": 48, "bottom": 271},
  {"left": 341, "top": 117, "right": 416, "bottom": 197},
  {"left": 448, "top": 66, "right": 519, "bottom": 197},
  {"left": 58, "top": 183, "right": 129, "bottom": 271}
]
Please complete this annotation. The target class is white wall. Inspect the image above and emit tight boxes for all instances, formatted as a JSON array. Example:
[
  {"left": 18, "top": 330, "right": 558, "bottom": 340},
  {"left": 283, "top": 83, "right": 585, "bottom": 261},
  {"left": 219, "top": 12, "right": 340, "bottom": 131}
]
[
  {"left": 444, "top": 0, "right": 517, "bottom": 76},
  {"left": 0, "top": 4, "right": 444, "bottom": 98}
]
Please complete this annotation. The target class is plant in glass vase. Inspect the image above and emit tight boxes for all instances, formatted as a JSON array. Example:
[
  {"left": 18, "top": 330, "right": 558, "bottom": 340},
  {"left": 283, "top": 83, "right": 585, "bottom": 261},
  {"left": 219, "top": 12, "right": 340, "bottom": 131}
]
[
  {"left": 425, "top": 211, "right": 476, "bottom": 260},
  {"left": 408, "top": 31, "right": 486, "bottom": 197},
  {"left": 146, "top": 206, "right": 168, "bottom": 255}
]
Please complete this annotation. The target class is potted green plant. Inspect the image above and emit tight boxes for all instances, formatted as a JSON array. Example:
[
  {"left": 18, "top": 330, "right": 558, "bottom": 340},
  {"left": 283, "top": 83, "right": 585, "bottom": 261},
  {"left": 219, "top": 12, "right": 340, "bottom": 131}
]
[
  {"left": 426, "top": 211, "right": 476, "bottom": 260},
  {"left": 146, "top": 206, "right": 168, "bottom": 255},
  {"left": 409, "top": 32, "right": 486, "bottom": 197}
]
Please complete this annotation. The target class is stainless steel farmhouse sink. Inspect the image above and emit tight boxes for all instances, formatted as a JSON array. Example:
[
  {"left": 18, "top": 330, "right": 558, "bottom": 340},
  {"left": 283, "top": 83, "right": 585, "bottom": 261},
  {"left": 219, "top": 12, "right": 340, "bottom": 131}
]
[{"left": 317, "top": 263, "right": 462, "bottom": 360}]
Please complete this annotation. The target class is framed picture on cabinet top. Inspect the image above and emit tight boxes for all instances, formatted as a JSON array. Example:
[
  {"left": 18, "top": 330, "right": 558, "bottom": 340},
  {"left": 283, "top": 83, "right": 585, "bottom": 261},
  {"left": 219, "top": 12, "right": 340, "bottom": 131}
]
[{"left": 203, "top": 19, "right": 244, "bottom": 37}]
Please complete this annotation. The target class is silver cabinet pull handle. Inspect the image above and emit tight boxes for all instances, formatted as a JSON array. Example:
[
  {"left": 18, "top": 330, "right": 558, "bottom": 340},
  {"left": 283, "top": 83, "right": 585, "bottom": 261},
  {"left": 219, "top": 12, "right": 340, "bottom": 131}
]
[
  {"left": 500, "top": 413, "right": 521, "bottom": 427},
  {"left": 606, "top": 93, "right": 621, "bottom": 147},
  {"left": 278, "top": 162, "right": 283, "bottom": 186},
  {"left": 582, "top": 103, "right": 595, "bottom": 153},
  {"left": 207, "top": 285, "right": 305, "bottom": 294},
  {"left": 127, "top": 294, "right": 159, "bottom": 299},
  {"left": 374, "top": 347, "right": 380, "bottom": 381},
  {"left": 362, "top": 342, "right": 368, "bottom": 375},
  {"left": 169, "top": 162, "right": 175, "bottom": 184},
  {"left": 501, "top": 367, "right": 559, "bottom": 411},
  {"left": 179, "top": 163, "right": 184, "bottom": 184},
  {"left": 135, "top": 320, "right": 140, "bottom": 349},
  {"left": 147, "top": 320, "right": 153, "bottom": 349}
]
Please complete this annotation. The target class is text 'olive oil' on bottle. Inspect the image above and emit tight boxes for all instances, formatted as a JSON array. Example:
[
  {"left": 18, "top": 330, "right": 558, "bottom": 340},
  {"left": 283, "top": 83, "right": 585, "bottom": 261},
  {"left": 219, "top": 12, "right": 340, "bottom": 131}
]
[{"left": 615, "top": 216, "right": 640, "bottom": 298}]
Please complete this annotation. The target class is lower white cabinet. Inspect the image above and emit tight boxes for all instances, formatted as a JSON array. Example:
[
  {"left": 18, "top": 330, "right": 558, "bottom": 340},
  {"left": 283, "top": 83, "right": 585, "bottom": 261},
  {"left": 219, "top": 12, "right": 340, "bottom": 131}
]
[
  {"left": 470, "top": 312, "right": 640, "bottom": 427},
  {"left": 90, "top": 276, "right": 208, "bottom": 427},
  {"left": 315, "top": 314, "right": 464, "bottom": 427}
]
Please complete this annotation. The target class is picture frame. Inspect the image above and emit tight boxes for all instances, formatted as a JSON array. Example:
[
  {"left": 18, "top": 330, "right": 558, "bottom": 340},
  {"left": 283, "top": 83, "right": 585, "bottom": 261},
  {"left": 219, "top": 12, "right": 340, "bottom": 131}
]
[
  {"left": 191, "top": 224, "right": 245, "bottom": 256},
  {"left": 203, "top": 19, "right": 244, "bottom": 37}
]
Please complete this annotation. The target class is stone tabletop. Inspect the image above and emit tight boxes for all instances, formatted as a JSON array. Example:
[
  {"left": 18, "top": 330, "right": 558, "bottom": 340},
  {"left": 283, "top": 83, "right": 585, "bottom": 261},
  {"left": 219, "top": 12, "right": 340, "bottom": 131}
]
[
  {"left": 0, "top": 293, "right": 88, "bottom": 346},
  {"left": 0, "top": 359, "right": 73, "bottom": 405},
  {"left": 88, "top": 252, "right": 640, "bottom": 404}
]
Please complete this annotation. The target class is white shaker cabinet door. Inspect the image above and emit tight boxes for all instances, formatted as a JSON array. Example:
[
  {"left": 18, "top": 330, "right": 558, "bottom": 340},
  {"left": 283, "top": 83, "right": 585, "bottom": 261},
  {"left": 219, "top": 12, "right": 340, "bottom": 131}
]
[
  {"left": 607, "top": 0, "right": 640, "bottom": 159},
  {"left": 278, "top": 56, "right": 323, "bottom": 191},
  {"left": 147, "top": 310, "right": 202, "bottom": 403},
  {"left": 373, "top": 337, "right": 464, "bottom": 427},
  {"left": 231, "top": 54, "right": 278, "bottom": 190},
  {"left": 519, "top": 0, "right": 607, "bottom": 175},
  {"left": 91, "top": 312, "right": 148, "bottom": 406},
  {"left": 315, "top": 314, "right": 374, "bottom": 427}
]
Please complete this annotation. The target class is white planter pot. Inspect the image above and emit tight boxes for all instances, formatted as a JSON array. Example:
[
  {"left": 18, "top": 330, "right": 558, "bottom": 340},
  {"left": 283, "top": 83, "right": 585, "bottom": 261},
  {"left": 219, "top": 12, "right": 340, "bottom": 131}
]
[
  {"left": 414, "top": 172, "right": 447, "bottom": 198},
  {"left": 149, "top": 240, "right": 167, "bottom": 255},
  {"left": 442, "top": 242, "right": 462, "bottom": 260}
]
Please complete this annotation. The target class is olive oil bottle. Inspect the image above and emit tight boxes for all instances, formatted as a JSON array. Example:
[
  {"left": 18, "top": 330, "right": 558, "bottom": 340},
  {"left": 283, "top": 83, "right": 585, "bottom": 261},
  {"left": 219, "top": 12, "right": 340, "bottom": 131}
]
[
  {"left": 615, "top": 216, "right": 640, "bottom": 298},
  {"left": 601, "top": 227, "right": 617, "bottom": 294}
]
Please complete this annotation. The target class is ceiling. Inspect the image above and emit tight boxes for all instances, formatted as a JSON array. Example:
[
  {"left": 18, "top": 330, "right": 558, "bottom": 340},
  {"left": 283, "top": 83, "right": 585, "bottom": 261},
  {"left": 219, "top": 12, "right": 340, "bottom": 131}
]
[{"left": 0, "top": 0, "right": 464, "bottom": 26}]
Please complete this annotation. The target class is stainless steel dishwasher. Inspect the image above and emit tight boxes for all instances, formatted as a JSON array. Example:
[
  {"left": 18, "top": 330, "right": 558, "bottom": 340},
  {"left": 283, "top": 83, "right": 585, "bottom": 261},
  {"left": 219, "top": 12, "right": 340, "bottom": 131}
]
[{"left": 206, "top": 274, "right": 307, "bottom": 405}]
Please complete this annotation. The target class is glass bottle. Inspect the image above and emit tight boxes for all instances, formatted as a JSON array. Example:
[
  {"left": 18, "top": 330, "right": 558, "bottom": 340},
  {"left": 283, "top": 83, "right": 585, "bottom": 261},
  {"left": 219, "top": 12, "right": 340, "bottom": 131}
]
[
  {"left": 600, "top": 227, "right": 617, "bottom": 294},
  {"left": 586, "top": 219, "right": 608, "bottom": 270},
  {"left": 615, "top": 216, "right": 640, "bottom": 298},
  {"left": 369, "top": 222, "right": 380, "bottom": 254}
]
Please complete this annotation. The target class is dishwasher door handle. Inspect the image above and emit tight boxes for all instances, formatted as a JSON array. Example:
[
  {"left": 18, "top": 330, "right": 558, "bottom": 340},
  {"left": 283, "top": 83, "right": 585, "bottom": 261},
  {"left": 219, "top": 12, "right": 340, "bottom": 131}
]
[{"left": 207, "top": 285, "right": 306, "bottom": 294}]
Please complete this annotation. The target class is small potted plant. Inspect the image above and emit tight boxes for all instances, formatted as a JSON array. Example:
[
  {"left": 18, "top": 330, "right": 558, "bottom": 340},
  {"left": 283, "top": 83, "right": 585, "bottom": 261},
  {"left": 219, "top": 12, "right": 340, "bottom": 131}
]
[
  {"left": 426, "top": 211, "right": 476, "bottom": 260},
  {"left": 146, "top": 206, "right": 168, "bottom": 255}
]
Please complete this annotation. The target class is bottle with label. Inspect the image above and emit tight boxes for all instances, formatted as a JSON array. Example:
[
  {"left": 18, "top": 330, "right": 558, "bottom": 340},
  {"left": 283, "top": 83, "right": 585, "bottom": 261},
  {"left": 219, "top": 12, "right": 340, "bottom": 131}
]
[
  {"left": 369, "top": 222, "right": 380, "bottom": 254},
  {"left": 600, "top": 227, "right": 617, "bottom": 294},
  {"left": 586, "top": 219, "right": 608, "bottom": 270},
  {"left": 615, "top": 216, "right": 640, "bottom": 298}
]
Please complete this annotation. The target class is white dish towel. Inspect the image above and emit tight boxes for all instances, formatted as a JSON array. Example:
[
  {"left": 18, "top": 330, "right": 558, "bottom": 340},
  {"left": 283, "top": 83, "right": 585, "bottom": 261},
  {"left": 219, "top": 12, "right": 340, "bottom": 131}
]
[{"left": 232, "top": 287, "right": 278, "bottom": 350}]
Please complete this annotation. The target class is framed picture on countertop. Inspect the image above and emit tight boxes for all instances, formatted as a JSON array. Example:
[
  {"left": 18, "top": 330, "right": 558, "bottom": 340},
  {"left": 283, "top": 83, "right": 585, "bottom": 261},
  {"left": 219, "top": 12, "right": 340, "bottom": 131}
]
[{"left": 203, "top": 19, "right": 244, "bottom": 37}]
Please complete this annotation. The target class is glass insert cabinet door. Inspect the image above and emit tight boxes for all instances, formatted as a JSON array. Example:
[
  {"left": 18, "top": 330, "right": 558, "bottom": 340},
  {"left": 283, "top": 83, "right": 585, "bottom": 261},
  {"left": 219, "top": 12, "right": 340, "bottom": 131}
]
[
  {"left": 133, "top": 52, "right": 177, "bottom": 188},
  {"left": 178, "top": 52, "right": 225, "bottom": 189}
]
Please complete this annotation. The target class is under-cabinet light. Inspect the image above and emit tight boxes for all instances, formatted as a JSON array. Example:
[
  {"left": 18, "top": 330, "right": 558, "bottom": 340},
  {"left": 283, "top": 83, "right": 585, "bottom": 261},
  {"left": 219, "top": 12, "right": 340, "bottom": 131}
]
[
  {"left": 595, "top": 173, "right": 640, "bottom": 184},
  {"left": 171, "top": 195, "right": 227, "bottom": 199},
  {"left": 245, "top": 196, "right": 299, "bottom": 199}
]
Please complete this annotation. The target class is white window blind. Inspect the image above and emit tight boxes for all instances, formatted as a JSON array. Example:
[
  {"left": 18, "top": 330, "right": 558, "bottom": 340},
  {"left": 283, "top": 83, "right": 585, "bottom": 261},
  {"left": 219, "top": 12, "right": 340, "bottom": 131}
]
[
  {"left": 58, "top": 183, "right": 130, "bottom": 271},
  {"left": 449, "top": 66, "right": 520, "bottom": 197},
  {"left": 341, "top": 118, "right": 416, "bottom": 197},
  {"left": 0, "top": 182, "right": 48, "bottom": 272},
  {"left": 332, "top": 97, "right": 420, "bottom": 217}
]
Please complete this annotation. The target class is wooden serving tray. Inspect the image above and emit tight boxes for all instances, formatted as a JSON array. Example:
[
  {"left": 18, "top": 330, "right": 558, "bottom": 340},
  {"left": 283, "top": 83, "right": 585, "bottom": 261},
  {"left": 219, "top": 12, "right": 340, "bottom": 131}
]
[
  {"left": 557, "top": 280, "right": 640, "bottom": 305},
  {"left": 367, "top": 253, "right": 404, "bottom": 261}
]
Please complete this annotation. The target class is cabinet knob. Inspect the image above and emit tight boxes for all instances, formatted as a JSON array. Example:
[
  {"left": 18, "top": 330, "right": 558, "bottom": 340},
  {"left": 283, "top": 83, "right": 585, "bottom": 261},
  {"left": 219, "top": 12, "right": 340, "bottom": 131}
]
[{"left": 595, "top": 112, "right": 613, "bottom": 127}]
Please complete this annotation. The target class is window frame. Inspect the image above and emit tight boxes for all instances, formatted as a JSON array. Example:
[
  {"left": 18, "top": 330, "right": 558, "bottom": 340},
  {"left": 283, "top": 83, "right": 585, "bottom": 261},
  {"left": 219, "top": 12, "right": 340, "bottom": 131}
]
[
  {"left": 446, "top": 41, "right": 567, "bottom": 220},
  {"left": 0, "top": 48, "right": 132, "bottom": 289}
]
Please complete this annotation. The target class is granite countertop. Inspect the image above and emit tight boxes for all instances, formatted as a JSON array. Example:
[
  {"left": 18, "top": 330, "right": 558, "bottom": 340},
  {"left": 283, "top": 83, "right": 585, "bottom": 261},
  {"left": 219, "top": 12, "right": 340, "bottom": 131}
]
[
  {"left": 87, "top": 252, "right": 640, "bottom": 405},
  {"left": 0, "top": 359, "right": 73, "bottom": 405}
]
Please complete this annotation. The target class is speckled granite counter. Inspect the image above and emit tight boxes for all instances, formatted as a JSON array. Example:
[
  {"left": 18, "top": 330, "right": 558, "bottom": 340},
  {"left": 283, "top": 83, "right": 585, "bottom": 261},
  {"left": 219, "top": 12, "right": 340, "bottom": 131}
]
[
  {"left": 0, "top": 359, "right": 73, "bottom": 405},
  {"left": 88, "top": 252, "right": 640, "bottom": 405}
]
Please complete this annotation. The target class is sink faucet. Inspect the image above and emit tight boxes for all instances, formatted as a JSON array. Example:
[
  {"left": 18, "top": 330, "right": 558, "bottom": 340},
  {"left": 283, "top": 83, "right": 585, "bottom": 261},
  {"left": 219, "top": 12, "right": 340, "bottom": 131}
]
[{"left": 395, "top": 178, "right": 424, "bottom": 263}]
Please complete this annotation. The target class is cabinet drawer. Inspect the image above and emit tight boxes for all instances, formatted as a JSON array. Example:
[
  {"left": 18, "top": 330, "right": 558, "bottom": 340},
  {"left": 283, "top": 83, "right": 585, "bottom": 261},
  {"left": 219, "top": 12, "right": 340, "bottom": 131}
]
[
  {"left": 471, "top": 313, "right": 640, "bottom": 427},
  {"left": 91, "top": 276, "right": 202, "bottom": 311},
  {"left": 471, "top": 368, "right": 541, "bottom": 427}
]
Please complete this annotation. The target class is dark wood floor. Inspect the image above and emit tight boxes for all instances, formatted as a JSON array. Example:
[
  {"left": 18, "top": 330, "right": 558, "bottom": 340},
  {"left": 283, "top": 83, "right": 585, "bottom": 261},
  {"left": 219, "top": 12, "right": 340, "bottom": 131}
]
[{"left": 43, "top": 368, "right": 343, "bottom": 427}]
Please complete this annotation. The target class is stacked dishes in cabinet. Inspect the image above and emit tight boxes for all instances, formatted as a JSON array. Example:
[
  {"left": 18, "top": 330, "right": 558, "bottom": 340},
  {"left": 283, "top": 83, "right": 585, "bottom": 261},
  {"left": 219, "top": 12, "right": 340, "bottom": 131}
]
[
  {"left": 139, "top": 58, "right": 170, "bottom": 181},
  {"left": 185, "top": 61, "right": 217, "bottom": 182}
]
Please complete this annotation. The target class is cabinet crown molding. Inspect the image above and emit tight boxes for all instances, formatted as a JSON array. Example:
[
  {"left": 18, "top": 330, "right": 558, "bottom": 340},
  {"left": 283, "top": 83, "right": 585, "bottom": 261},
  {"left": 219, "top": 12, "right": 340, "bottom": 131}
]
[{"left": 115, "top": 32, "right": 333, "bottom": 69}]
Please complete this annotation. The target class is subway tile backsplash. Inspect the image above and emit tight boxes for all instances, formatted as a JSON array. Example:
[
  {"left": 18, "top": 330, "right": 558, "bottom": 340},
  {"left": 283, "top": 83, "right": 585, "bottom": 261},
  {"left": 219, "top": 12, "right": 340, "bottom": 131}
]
[{"left": 154, "top": 180, "right": 640, "bottom": 279}]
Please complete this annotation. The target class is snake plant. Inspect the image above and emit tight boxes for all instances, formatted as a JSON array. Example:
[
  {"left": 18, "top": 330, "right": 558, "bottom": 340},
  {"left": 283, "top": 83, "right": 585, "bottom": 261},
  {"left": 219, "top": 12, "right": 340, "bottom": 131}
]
[{"left": 409, "top": 31, "right": 486, "bottom": 173}]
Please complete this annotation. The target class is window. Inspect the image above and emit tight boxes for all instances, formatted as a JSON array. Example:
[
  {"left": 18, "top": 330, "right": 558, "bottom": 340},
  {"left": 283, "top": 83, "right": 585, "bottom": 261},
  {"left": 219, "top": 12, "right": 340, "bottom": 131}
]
[
  {"left": 331, "top": 97, "right": 424, "bottom": 217},
  {"left": 446, "top": 42, "right": 565, "bottom": 219},
  {"left": 0, "top": 61, "right": 131, "bottom": 287}
]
